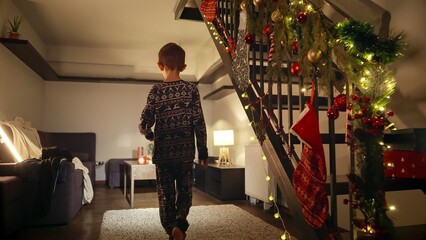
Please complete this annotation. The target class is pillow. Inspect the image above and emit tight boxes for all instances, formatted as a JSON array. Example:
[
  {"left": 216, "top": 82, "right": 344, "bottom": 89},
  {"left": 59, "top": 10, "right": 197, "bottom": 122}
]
[
  {"left": 41, "top": 146, "right": 72, "bottom": 161},
  {"left": 73, "top": 152, "right": 89, "bottom": 162}
]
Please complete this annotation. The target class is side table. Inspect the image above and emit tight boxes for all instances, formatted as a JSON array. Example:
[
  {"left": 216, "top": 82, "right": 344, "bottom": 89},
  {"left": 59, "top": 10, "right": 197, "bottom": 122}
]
[{"left": 123, "top": 160, "right": 156, "bottom": 207}]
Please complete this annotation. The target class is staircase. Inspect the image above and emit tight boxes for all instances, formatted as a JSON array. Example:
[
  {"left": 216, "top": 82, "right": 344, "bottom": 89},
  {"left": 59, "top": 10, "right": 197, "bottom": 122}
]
[{"left": 184, "top": 0, "right": 425, "bottom": 239}]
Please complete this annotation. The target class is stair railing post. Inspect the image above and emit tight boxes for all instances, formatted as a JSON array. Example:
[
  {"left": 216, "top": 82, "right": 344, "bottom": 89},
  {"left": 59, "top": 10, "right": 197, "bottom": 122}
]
[{"left": 327, "top": 76, "right": 338, "bottom": 234}]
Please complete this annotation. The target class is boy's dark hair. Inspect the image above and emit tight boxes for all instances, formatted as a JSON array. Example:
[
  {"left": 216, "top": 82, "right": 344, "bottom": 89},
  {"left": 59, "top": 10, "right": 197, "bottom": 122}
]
[{"left": 158, "top": 42, "right": 186, "bottom": 71}]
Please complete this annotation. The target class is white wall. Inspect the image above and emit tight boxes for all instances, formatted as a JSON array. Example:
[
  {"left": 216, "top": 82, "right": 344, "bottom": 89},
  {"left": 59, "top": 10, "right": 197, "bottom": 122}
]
[
  {"left": 42, "top": 81, "right": 215, "bottom": 181},
  {"left": 210, "top": 91, "right": 256, "bottom": 166},
  {"left": 0, "top": 0, "right": 45, "bottom": 127},
  {"left": 42, "top": 81, "right": 156, "bottom": 180}
]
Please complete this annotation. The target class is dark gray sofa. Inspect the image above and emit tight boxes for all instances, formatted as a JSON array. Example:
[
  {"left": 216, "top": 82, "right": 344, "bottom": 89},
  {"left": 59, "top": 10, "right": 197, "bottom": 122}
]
[{"left": 0, "top": 125, "right": 96, "bottom": 238}]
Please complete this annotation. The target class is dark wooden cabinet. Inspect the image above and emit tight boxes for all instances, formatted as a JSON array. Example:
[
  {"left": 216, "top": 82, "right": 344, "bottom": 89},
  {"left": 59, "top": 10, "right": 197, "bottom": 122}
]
[
  {"left": 195, "top": 163, "right": 245, "bottom": 200},
  {"left": 194, "top": 162, "right": 207, "bottom": 191}
]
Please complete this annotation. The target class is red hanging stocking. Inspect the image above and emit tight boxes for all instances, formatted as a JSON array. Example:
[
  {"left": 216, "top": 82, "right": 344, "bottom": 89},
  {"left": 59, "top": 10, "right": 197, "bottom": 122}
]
[
  {"left": 200, "top": 0, "right": 217, "bottom": 22},
  {"left": 290, "top": 103, "right": 329, "bottom": 229}
]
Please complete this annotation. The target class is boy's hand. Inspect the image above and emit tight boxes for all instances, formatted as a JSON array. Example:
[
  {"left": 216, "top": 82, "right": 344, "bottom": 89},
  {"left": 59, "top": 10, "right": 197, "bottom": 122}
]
[
  {"left": 199, "top": 159, "right": 209, "bottom": 169},
  {"left": 145, "top": 131, "right": 154, "bottom": 141}
]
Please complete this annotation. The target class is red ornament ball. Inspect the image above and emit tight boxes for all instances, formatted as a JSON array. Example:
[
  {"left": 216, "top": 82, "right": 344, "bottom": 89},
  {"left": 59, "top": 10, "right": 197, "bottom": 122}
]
[
  {"left": 333, "top": 94, "right": 346, "bottom": 111},
  {"left": 296, "top": 12, "right": 307, "bottom": 24},
  {"left": 387, "top": 111, "right": 394, "bottom": 117},
  {"left": 290, "top": 62, "right": 301, "bottom": 76},
  {"left": 327, "top": 108, "right": 339, "bottom": 120},
  {"left": 291, "top": 41, "right": 298, "bottom": 55},
  {"left": 244, "top": 33, "right": 255, "bottom": 45},
  {"left": 262, "top": 24, "right": 272, "bottom": 36}
]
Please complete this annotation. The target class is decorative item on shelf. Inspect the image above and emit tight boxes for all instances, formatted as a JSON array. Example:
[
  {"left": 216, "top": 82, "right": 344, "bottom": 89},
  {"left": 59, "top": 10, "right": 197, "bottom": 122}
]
[
  {"left": 7, "top": 16, "right": 23, "bottom": 39},
  {"left": 213, "top": 130, "right": 234, "bottom": 166}
]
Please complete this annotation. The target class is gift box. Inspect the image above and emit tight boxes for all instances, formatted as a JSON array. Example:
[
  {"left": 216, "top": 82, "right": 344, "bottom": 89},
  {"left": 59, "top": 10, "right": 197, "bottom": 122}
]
[{"left": 384, "top": 151, "right": 426, "bottom": 179}]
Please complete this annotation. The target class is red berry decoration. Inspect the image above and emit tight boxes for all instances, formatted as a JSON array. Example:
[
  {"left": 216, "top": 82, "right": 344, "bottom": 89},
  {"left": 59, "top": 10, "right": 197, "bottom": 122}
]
[
  {"left": 262, "top": 24, "right": 272, "bottom": 37},
  {"left": 296, "top": 12, "right": 307, "bottom": 24},
  {"left": 291, "top": 40, "right": 298, "bottom": 54},
  {"left": 327, "top": 108, "right": 339, "bottom": 120},
  {"left": 387, "top": 111, "right": 394, "bottom": 117},
  {"left": 350, "top": 95, "right": 357, "bottom": 101},
  {"left": 362, "top": 118, "right": 370, "bottom": 124},
  {"left": 364, "top": 97, "right": 370, "bottom": 103},
  {"left": 290, "top": 62, "right": 301, "bottom": 76},
  {"left": 368, "top": 129, "right": 378, "bottom": 134},
  {"left": 333, "top": 93, "right": 346, "bottom": 111},
  {"left": 244, "top": 33, "right": 255, "bottom": 45}
]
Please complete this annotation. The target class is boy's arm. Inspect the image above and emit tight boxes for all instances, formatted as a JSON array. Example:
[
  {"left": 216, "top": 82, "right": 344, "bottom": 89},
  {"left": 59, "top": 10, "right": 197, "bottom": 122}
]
[
  {"left": 139, "top": 86, "right": 156, "bottom": 141},
  {"left": 192, "top": 87, "right": 208, "bottom": 160}
]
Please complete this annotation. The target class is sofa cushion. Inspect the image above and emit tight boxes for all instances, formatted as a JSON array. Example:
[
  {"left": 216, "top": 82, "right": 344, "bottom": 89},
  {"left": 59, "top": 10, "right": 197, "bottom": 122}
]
[{"left": 73, "top": 152, "right": 89, "bottom": 162}]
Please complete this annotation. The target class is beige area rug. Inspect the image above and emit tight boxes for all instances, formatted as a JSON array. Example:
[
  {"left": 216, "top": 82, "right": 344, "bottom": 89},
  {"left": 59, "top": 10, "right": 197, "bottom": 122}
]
[{"left": 99, "top": 204, "right": 284, "bottom": 240}]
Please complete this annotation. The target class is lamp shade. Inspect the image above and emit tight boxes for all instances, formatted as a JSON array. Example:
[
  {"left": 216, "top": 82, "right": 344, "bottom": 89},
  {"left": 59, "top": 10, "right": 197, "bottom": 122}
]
[{"left": 213, "top": 130, "right": 234, "bottom": 146}]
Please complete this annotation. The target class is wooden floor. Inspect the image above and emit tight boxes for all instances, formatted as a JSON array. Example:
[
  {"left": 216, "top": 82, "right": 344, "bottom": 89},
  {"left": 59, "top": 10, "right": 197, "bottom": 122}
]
[
  {"left": 9, "top": 182, "right": 289, "bottom": 240},
  {"left": 9, "top": 182, "right": 426, "bottom": 240}
]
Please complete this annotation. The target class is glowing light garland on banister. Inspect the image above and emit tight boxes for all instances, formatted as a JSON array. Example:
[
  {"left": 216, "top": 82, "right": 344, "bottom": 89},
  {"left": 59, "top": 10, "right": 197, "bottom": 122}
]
[{"left": 0, "top": 125, "right": 23, "bottom": 162}]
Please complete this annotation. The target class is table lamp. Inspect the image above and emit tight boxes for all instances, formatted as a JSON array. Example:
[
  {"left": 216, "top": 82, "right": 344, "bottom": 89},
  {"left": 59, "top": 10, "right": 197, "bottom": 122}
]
[{"left": 213, "top": 130, "right": 234, "bottom": 165}]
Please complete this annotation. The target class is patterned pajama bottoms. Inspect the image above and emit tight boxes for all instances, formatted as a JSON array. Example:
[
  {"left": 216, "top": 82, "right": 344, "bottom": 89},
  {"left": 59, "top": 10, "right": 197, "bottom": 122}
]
[{"left": 155, "top": 162, "right": 193, "bottom": 236}]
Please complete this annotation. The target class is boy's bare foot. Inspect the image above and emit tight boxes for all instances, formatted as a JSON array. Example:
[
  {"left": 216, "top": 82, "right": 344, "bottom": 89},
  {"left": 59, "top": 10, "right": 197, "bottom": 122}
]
[{"left": 172, "top": 227, "right": 186, "bottom": 240}]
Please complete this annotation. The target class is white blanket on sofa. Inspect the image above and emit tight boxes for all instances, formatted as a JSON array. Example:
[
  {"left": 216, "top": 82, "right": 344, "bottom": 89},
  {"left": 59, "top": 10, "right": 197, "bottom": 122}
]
[
  {"left": 1, "top": 121, "right": 42, "bottom": 161},
  {"left": 72, "top": 157, "right": 94, "bottom": 204}
]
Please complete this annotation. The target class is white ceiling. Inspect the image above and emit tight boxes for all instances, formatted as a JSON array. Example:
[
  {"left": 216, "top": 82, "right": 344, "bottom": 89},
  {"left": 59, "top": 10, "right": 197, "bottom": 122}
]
[{"left": 12, "top": 0, "right": 219, "bottom": 82}]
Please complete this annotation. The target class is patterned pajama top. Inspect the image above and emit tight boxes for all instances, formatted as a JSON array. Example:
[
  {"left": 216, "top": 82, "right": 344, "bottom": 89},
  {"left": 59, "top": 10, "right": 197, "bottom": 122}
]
[{"left": 139, "top": 80, "right": 208, "bottom": 165}]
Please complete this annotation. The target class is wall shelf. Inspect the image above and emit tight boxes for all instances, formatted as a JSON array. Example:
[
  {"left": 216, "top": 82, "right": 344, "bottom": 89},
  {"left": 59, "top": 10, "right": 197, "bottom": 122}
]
[{"left": 0, "top": 38, "right": 58, "bottom": 80}]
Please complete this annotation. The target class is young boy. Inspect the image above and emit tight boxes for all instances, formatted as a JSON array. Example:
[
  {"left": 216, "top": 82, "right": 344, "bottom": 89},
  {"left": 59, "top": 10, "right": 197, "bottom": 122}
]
[{"left": 139, "top": 42, "right": 208, "bottom": 240}]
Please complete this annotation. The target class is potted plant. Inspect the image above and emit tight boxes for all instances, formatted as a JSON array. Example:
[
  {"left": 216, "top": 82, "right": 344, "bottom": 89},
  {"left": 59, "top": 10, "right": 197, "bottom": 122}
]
[{"left": 7, "top": 16, "right": 23, "bottom": 39}]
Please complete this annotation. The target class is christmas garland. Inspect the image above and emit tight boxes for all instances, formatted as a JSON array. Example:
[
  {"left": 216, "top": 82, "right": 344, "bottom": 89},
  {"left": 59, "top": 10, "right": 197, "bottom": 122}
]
[{"left": 336, "top": 19, "right": 406, "bottom": 64}]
